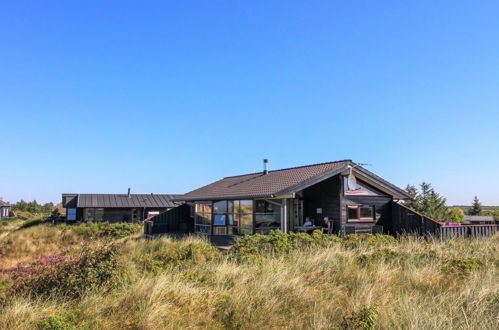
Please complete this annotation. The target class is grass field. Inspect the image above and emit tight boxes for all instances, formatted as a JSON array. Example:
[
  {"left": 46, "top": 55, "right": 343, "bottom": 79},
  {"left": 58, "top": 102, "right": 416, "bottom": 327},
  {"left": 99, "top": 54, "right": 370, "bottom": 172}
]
[{"left": 0, "top": 220, "right": 497, "bottom": 329}]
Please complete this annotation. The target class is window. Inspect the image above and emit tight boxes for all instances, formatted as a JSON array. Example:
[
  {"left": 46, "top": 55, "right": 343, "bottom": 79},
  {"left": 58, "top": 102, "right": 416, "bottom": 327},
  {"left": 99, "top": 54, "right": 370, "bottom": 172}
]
[
  {"left": 254, "top": 200, "right": 281, "bottom": 234},
  {"left": 95, "top": 208, "right": 104, "bottom": 221},
  {"left": 67, "top": 208, "right": 76, "bottom": 221},
  {"left": 195, "top": 202, "right": 212, "bottom": 234},
  {"left": 195, "top": 200, "right": 254, "bottom": 235},
  {"left": 233, "top": 200, "right": 253, "bottom": 235},
  {"left": 84, "top": 208, "right": 104, "bottom": 221},
  {"left": 347, "top": 205, "right": 375, "bottom": 222},
  {"left": 84, "top": 208, "right": 94, "bottom": 221}
]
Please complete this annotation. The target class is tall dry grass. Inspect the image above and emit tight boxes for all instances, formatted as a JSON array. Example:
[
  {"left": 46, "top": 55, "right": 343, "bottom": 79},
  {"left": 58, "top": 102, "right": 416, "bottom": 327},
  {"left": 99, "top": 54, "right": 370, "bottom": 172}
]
[{"left": 0, "top": 227, "right": 497, "bottom": 329}]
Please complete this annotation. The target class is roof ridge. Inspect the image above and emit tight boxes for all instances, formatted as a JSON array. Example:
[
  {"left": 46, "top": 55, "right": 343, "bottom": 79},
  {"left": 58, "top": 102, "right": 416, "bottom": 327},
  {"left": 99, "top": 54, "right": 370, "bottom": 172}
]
[{"left": 223, "top": 159, "right": 352, "bottom": 179}]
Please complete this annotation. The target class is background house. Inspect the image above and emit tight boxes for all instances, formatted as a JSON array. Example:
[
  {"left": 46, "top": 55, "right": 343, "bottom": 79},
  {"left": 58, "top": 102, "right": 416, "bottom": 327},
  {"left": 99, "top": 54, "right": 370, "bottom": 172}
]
[
  {"left": 464, "top": 215, "right": 495, "bottom": 225},
  {"left": 0, "top": 198, "right": 12, "bottom": 218},
  {"left": 62, "top": 189, "right": 181, "bottom": 222}
]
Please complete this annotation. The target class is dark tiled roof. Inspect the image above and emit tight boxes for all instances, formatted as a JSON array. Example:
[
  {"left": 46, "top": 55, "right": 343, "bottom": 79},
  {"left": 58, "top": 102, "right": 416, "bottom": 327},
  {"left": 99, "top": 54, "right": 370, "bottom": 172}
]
[
  {"left": 181, "top": 160, "right": 411, "bottom": 201},
  {"left": 181, "top": 160, "right": 351, "bottom": 200},
  {"left": 75, "top": 194, "right": 181, "bottom": 208},
  {"left": 0, "top": 199, "right": 10, "bottom": 207}
]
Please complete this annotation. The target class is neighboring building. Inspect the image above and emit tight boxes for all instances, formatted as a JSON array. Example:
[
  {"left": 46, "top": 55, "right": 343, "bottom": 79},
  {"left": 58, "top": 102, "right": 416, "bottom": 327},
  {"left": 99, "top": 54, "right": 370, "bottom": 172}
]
[
  {"left": 62, "top": 189, "right": 181, "bottom": 222},
  {"left": 0, "top": 198, "right": 12, "bottom": 218},
  {"left": 464, "top": 215, "right": 494, "bottom": 225},
  {"left": 177, "top": 160, "right": 412, "bottom": 236}
]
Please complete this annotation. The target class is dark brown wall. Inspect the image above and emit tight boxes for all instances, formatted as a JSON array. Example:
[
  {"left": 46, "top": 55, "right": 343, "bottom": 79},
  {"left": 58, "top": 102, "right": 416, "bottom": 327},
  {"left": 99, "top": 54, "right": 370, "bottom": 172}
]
[
  {"left": 342, "top": 195, "right": 392, "bottom": 232},
  {"left": 302, "top": 175, "right": 341, "bottom": 231}
]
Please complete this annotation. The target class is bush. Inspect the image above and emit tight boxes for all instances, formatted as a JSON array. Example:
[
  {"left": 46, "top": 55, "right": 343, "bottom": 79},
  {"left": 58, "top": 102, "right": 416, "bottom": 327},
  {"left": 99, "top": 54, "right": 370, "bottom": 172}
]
[
  {"left": 71, "top": 222, "right": 141, "bottom": 239},
  {"left": 446, "top": 208, "right": 465, "bottom": 223},
  {"left": 442, "top": 257, "right": 485, "bottom": 276},
  {"left": 14, "top": 244, "right": 119, "bottom": 299},
  {"left": 232, "top": 230, "right": 341, "bottom": 259}
]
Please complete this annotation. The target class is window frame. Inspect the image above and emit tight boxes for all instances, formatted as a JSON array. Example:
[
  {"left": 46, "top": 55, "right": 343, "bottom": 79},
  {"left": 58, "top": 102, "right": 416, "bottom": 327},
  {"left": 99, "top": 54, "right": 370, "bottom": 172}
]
[{"left": 347, "top": 205, "right": 375, "bottom": 222}]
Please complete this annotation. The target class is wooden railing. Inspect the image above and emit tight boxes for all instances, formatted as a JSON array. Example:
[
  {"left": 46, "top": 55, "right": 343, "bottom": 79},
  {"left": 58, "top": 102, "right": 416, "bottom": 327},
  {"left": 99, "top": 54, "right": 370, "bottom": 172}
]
[
  {"left": 439, "top": 224, "right": 497, "bottom": 239},
  {"left": 391, "top": 202, "right": 497, "bottom": 239}
]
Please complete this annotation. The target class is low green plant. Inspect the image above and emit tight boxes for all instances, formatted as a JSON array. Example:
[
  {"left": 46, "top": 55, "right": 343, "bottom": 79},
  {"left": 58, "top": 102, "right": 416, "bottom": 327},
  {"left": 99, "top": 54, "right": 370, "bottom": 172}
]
[
  {"left": 442, "top": 257, "right": 485, "bottom": 276},
  {"left": 343, "top": 304, "right": 380, "bottom": 330},
  {"left": 37, "top": 315, "right": 76, "bottom": 330},
  {"left": 231, "top": 230, "right": 341, "bottom": 260}
]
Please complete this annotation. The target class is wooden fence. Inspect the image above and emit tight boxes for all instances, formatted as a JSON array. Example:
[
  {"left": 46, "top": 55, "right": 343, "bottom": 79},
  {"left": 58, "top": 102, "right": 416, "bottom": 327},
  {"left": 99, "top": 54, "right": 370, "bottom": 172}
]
[
  {"left": 439, "top": 224, "right": 497, "bottom": 239},
  {"left": 391, "top": 202, "right": 497, "bottom": 239},
  {"left": 144, "top": 204, "right": 193, "bottom": 236}
]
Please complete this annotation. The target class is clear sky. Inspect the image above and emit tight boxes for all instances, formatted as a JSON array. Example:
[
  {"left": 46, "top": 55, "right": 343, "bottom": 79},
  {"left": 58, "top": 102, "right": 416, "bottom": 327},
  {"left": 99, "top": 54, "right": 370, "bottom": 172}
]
[{"left": 1, "top": 1, "right": 498, "bottom": 206}]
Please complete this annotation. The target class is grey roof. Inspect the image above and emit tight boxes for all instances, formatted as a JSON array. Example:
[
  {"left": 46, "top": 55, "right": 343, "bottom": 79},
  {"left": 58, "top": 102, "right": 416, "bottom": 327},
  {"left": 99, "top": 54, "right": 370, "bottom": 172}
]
[
  {"left": 180, "top": 160, "right": 411, "bottom": 201},
  {"left": 0, "top": 199, "right": 10, "bottom": 207},
  {"left": 464, "top": 215, "right": 494, "bottom": 222},
  {"left": 71, "top": 194, "right": 181, "bottom": 208}
]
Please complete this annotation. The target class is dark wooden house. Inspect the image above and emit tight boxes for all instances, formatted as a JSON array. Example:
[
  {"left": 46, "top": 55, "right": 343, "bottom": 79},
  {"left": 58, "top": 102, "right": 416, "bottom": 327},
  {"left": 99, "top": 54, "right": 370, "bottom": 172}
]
[
  {"left": 0, "top": 198, "right": 12, "bottom": 218},
  {"left": 62, "top": 190, "right": 181, "bottom": 222},
  {"left": 174, "top": 160, "right": 412, "bottom": 236}
]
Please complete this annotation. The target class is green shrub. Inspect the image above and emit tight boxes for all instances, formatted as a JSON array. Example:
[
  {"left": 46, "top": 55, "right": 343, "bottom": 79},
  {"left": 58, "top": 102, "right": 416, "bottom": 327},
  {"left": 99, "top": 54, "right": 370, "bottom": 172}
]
[
  {"left": 343, "top": 304, "right": 379, "bottom": 330},
  {"left": 442, "top": 257, "right": 485, "bottom": 276},
  {"left": 14, "top": 244, "right": 119, "bottom": 299},
  {"left": 357, "top": 248, "right": 408, "bottom": 266},
  {"left": 232, "top": 230, "right": 341, "bottom": 260},
  {"left": 446, "top": 208, "right": 465, "bottom": 223},
  {"left": 71, "top": 222, "right": 141, "bottom": 239},
  {"left": 342, "top": 234, "right": 397, "bottom": 249}
]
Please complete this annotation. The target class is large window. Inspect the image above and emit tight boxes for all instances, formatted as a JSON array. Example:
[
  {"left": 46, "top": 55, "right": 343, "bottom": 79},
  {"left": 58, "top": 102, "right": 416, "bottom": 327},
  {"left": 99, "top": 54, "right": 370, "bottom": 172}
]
[
  {"left": 67, "top": 208, "right": 76, "bottom": 221},
  {"left": 195, "top": 202, "right": 212, "bottom": 234},
  {"left": 195, "top": 200, "right": 253, "bottom": 235},
  {"left": 83, "top": 208, "right": 104, "bottom": 221},
  {"left": 347, "top": 205, "right": 375, "bottom": 222},
  {"left": 254, "top": 200, "right": 281, "bottom": 234},
  {"left": 233, "top": 200, "right": 253, "bottom": 235}
]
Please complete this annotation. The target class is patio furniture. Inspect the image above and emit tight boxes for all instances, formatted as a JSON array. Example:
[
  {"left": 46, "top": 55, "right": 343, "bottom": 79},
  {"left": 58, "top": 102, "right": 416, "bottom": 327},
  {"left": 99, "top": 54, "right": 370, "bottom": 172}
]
[{"left": 294, "top": 225, "right": 323, "bottom": 233}]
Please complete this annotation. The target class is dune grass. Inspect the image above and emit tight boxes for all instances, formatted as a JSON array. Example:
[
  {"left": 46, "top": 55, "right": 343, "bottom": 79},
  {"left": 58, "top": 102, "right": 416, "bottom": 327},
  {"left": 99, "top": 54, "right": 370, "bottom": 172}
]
[{"left": 0, "top": 225, "right": 497, "bottom": 329}]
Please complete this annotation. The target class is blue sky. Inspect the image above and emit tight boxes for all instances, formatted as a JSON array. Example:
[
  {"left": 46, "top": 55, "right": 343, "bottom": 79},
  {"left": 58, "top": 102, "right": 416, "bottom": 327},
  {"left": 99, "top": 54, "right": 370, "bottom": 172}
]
[{"left": 1, "top": 1, "right": 498, "bottom": 205}]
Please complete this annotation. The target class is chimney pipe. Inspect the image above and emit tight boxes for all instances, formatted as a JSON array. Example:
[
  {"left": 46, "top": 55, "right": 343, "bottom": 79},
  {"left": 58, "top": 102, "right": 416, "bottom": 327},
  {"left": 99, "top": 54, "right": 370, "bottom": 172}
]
[
  {"left": 127, "top": 188, "right": 131, "bottom": 198},
  {"left": 263, "top": 159, "right": 269, "bottom": 175}
]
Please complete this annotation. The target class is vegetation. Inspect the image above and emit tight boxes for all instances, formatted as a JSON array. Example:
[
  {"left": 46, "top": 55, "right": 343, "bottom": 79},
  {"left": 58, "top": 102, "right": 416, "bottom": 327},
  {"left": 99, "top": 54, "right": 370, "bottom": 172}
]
[
  {"left": 12, "top": 200, "right": 55, "bottom": 218},
  {"left": 469, "top": 196, "right": 483, "bottom": 215},
  {"left": 0, "top": 225, "right": 497, "bottom": 329},
  {"left": 452, "top": 205, "right": 499, "bottom": 220},
  {"left": 446, "top": 207, "right": 465, "bottom": 223},
  {"left": 404, "top": 182, "right": 448, "bottom": 221}
]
